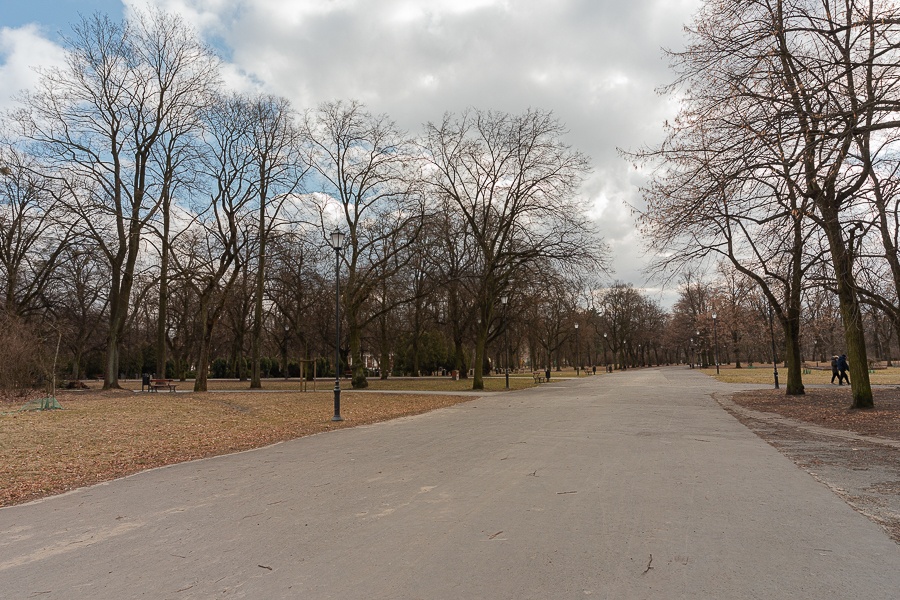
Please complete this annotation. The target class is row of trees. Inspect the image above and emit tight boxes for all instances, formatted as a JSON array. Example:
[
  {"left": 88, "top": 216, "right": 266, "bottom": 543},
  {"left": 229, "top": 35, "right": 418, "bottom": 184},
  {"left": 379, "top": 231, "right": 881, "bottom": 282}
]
[
  {"left": 0, "top": 9, "right": 606, "bottom": 393},
  {"left": 5, "top": 6, "right": 896, "bottom": 399},
  {"left": 631, "top": 0, "right": 900, "bottom": 408}
]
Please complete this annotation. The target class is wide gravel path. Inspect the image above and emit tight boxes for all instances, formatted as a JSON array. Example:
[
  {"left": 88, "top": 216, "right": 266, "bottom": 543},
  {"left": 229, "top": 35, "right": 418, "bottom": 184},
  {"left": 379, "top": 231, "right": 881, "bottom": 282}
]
[{"left": 2, "top": 367, "right": 899, "bottom": 599}]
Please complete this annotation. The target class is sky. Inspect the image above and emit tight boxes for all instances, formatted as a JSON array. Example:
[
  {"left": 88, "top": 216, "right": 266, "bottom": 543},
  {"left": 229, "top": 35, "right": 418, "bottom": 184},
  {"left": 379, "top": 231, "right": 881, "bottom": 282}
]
[{"left": 0, "top": 0, "right": 702, "bottom": 307}]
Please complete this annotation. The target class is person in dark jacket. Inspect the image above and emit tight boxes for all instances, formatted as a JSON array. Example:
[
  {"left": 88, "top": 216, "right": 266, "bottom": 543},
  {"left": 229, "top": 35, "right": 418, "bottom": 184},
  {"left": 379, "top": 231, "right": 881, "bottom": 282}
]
[
  {"left": 837, "top": 354, "right": 850, "bottom": 385},
  {"left": 831, "top": 355, "right": 839, "bottom": 384}
]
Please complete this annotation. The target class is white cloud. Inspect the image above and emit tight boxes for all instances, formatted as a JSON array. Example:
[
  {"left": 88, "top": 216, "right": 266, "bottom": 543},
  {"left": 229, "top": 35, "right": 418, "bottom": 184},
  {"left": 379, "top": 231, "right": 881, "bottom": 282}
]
[
  {"left": 0, "top": 25, "right": 66, "bottom": 110},
  {"left": 11, "top": 0, "right": 704, "bottom": 306}
]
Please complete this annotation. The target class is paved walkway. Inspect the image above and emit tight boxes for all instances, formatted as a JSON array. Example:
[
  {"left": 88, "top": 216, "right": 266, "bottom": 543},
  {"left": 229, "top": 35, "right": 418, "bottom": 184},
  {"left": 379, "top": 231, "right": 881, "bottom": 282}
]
[{"left": 2, "top": 368, "right": 899, "bottom": 599}]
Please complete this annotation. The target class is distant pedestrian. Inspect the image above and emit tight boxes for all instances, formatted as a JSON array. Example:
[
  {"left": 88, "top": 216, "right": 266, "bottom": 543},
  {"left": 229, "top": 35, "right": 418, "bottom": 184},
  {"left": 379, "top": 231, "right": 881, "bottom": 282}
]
[
  {"left": 837, "top": 354, "right": 850, "bottom": 385},
  {"left": 831, "top": 355, "right": 839, "bottom": 384}
]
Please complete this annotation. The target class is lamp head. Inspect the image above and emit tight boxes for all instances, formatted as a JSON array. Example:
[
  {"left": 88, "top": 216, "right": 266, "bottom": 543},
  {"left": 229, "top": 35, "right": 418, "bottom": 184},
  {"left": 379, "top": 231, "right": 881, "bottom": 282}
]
[{"left": 330, "top": 228, "right": 345, "bottom": 250}]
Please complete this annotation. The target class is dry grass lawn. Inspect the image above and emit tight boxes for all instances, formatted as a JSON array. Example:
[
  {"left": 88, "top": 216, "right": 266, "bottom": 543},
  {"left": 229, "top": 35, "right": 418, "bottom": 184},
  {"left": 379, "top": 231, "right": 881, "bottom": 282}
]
[
  {"left": 701, "top": 364, "right": 900, "bottom": 386},
  {"left": 0, "top": 388, "right": 479, "bottom": 507},
  {"left": 114, "top": 373, "right": 562, "bottom": 393}
]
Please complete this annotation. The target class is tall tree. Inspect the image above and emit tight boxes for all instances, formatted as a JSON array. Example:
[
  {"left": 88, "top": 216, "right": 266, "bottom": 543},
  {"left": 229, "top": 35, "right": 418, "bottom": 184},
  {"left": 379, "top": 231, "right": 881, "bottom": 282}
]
[
  {"left": 302, "top": 100, "right": 424, "bottom": 389},
  {"left": 421, "top": 108, "right": 606, "bottom": 389},
  {"left": 248, "top": 95, "right": 305, "bottom": 389},
  {"left": 14, "top": 9, "right": 219, "bottom": 388},
  {"left": 180, "top": 93, "right": 256, "bottom": 392},
  {"left": 634, "top": 0, "right": 900, "bottom": 406},
  {"left": 0, "top": 143, "right": 74, "bottom": 319}
]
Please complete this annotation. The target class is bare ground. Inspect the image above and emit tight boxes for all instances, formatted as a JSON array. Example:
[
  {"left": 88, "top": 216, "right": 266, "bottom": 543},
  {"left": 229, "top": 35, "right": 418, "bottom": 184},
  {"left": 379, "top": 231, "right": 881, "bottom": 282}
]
[{"left": 722, "top": 386, "right": 900, "bottom": 544}]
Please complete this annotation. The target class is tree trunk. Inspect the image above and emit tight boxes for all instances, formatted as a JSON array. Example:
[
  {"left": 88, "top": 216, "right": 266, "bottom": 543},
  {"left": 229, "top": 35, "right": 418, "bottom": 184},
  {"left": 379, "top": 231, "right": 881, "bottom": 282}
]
[
  {"left": 379, "top": 312, "right": 391, "bottom": 379},
  {"left": 72, "top": 349, "right": 83, "bottom": 380},
  {"left": 155, "top": 206, "right": 170, "bottom": 378},
  {"left": 472, "top": 330, "right": 486, "bottom": 390},
  {"left": 411, "top": 304, "right": 421, "bottom": 377},
  {"left": 821, "top": 211, "right": 873, "bottom": 408},
  {"left": 194, "top": 304, "right": 212, "bottom": 392},
  {"left": 453, "top": 337, "right": 468, "bottom": 379},
  {"left": 782, "top": 313, "right": 804, "bottom": 395},
  {"left": 103, "top": 271, "right": 124, "bottom": 389},
  {"left": 250, "top": 196, "right": 266, "bottom": 389},
  {"left": 348, "top": 315, "right": 368, "bottom": 389},
  {"left": 104, "top": 306, "right": 125, "bottom": 388}
]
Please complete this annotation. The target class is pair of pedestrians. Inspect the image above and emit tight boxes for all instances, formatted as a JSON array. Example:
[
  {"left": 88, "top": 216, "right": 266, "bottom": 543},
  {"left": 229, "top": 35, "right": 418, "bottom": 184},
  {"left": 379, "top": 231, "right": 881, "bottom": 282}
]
[{"left": 831, "top": 354, "right": 850, "bottom": 385}]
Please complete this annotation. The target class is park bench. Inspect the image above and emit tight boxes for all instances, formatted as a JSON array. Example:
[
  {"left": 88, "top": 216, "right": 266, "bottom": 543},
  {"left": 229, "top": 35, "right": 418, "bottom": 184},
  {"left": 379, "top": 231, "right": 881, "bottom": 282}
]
[
  {"left": 150, "top": 378, "right": 177, "bottom": 392},
  {"left": 532, "top": 372, "right": 546, "bottom": 384}
]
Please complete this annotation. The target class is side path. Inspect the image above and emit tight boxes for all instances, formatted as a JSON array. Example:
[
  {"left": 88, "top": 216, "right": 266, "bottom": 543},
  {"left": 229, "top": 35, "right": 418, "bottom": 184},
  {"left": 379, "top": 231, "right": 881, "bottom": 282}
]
[{"left": 2, "top": 368, "right": 899, "bottom": 599}]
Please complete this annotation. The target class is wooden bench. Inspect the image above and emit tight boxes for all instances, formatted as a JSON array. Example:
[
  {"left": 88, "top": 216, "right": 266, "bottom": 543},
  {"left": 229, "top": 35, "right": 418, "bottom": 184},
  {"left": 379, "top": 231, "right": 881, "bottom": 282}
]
[
  {"left": 150, "top": 379, "right": 177, "bottom": 392},
  {"left": 533, "top": 373, "right": 546, "bottom": 384}
]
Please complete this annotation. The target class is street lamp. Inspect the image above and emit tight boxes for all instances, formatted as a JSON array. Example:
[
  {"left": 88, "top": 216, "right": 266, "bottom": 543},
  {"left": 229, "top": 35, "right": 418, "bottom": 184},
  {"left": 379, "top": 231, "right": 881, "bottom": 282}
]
[
  {"left": 574, "top": 322, "right": 580, "bottom": 377},
  {"left": 696, "top": 330, "right": 702, "bottom": 367},
  {"left": 689, "top": 337, "right": 694, "bottom": 368},
  {"left": 330, "top": 228, "right": 346, "bottom": 421},
  {"left": 501, "top": 295, "right": 509, "bottom": 389},
  {"left": 284, "top": 325, "right": 291, "bottom": 380},
  {"left": 712, "top": 312, "right": 720, "bottom": 375},
  {"left": 768, "top": 300, "right": 780, "bottom": 390},
  {"left": 603, "top": 332, "right": 609, "bottom": 371}
]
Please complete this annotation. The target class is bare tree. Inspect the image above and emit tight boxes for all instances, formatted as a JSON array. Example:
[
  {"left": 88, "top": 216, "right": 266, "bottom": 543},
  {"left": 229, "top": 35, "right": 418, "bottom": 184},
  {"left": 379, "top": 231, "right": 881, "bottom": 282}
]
[
  {"left": 421, "top": 108, "right": 606, "bottom": 389},
  {"left": 302, "top": 100, "right": 425, "bottom": 389},
  {"left": 856, "top": 154, "right": 900, "bottom": 358},
  {"left": 594, "top": 282, "right": 650, "bottom": 370},
  {"left": 633, "top": 0, "right": 900, "bottom": 406},
  {"left": 13, "top": 9, "right": 219, "bottom": 388},
  {"left": 177, "top": 93, "right": 256, "bottom": 392},
  {"left": 0, "top": 143, "right": 74, "bottom": 319},
  {"left": 248, "top": 94, "right": 305, "bottom": 389},
  {"left": 149, "top": 95, "right": 209, "bottom": 379},
  {"left": 524, "top": 269, "right": 578, "bottom": 375},
  {"left": 266, "top": 227, "right": 330, "bottom": 376},
  {"left": 52, "top": 244, "right": 110, "bottom": 379}
]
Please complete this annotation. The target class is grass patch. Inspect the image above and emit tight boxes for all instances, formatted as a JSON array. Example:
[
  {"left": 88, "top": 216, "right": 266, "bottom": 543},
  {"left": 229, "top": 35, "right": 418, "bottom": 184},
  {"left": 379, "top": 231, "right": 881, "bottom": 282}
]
[
  {"left": 701, "top": 365, "right": 900, "bottom": 385},
  {"left": 108, "top": 373, "right": 590, "bottom": 393},
  {"left": 0, "top": 389, "right": 476, "bottom": 507},
  {"left": 199, "top": 377, "right": 526, "bottom": 392}
]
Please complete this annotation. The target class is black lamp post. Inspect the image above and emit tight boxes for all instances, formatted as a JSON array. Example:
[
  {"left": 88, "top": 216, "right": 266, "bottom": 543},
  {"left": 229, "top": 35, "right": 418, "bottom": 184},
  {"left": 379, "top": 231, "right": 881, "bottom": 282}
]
[
  {"left": 501, "top": 295, "right": 509, "bottom": 389},
  {"left": 690, "top": 337, "right": 694, "bottom": 368},
  {"left": 330, "top": 228, "right": 345, "bottom": 421},
  {"left": 768, "top": 301, "right": 779, "bottom": 389},
  {"left": 603, "top": 332, "right": 608, "bottom": 370},
  {"left": 284, "top": 325, "right": 291, "bottom": 380},
  {"left": 712, "top": 311, "right": 720, "bottom": 375},
  {"left": 575, "top": 322, "right": 580, "bottom": 377},
  {"left": 696, "top": 330, "right": 702, "bottom": 367}
]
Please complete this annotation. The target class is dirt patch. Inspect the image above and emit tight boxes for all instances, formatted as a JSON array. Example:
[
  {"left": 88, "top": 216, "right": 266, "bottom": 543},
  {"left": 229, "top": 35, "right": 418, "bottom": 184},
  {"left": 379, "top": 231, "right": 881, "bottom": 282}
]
[{"left": 723, "top": 386, "right": 900, "bottom": 545}]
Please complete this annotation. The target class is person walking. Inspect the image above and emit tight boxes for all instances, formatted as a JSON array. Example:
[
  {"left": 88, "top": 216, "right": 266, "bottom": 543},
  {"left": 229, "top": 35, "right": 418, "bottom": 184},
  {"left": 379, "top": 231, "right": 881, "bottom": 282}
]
[
  {"left": 837, "top": 354, "right": 850, "bottom": 385},
  {"left": 831, "top": 355, "right": 839, "bottom": 384}
]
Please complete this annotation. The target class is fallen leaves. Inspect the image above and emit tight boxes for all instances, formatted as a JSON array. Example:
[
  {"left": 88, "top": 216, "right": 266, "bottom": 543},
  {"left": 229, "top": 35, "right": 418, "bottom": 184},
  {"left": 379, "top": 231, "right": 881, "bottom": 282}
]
[
  {"left": 0, "top": 390, "right": 474, "bottom": 507},
  {"left": 730, "top": 387, "right": 900, "bottom": 440}
]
